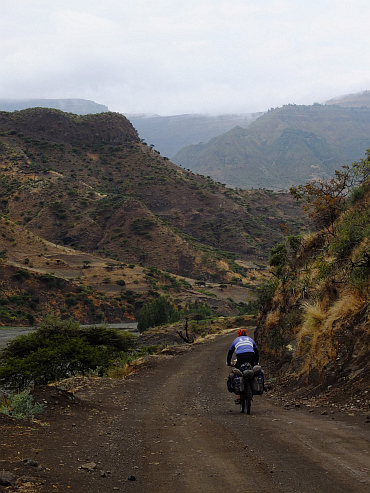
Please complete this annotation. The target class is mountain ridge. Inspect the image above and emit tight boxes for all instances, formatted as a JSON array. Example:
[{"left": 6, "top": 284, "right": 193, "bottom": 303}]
[
  {"left": 0, "top": 108, "right": 303, "bottom": 325},
  {"left": 173, "top": 103, "right": 370, "bottom": 190},
  {"left": 0, "top": 98, "right": 109, "bottom": 115}
]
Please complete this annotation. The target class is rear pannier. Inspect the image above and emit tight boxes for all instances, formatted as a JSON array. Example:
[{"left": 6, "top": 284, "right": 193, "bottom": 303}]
[{"left": 252, "top": 365, "right": 264, "bottom": 395}]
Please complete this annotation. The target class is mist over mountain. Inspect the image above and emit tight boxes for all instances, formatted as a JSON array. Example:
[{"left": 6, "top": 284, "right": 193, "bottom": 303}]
[
  {"left": 173, "top": 97, "right": 370, "bottom": 190},
  {"left": 126, "top": 112, "right": 263, "bottom": 158},
  {"left": 325, "top": 89, "right": 370, "bottom": 108},
  {"left": 0, "top": 99, "right": 109, "bottom": 115}
]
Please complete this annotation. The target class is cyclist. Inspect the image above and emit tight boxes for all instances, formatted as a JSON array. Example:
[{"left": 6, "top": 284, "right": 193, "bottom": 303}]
[{"left": 226, "top": 328, "right": 259, "bottom": 369}]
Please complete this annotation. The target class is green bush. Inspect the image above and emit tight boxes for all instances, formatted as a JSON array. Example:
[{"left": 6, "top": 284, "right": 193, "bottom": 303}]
[
  {"left": 0, "top": 315, "right": 136, "bottom": 390},
  {"left": 183, "top": 300, "right": 213, "bottom": 320},
  {"left": 130, "top": 218, "right": 155, "bottom": 236},
  {"left": 12, "top": 269, "right": 32, "bottom": 281},
  {"left": 330, "top": 209, "right": 370, "bottom": 258},
  {"left": 268, "top": 243, "right": 287, "bottom": 276},
  {"left": 349, "top": 181, "right": 370, "bottom": 205},
  {"left": 256, "top": 278, "right": 279, "bottom": 308},
  {"left": 137, "top": 296, "right": 180, "bottom": 332},
  {"left": 287, "top": 234, "right": 302, "bottom": 252}
]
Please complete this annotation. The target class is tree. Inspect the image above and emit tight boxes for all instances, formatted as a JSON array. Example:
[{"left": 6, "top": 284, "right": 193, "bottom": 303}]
[
  {"left": 290, "top": 150, "right": 370, "bottom": 236},
  {"left": 290, "top": 169, "right": 350, "bottom": 236},
  {"left": 137, "top": 296, "right": 180, "bottom": 332}
]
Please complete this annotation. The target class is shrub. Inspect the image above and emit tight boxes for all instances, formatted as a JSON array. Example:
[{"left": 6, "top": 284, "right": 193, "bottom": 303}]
[
  {"left": 349, "top": 264, "right": 370, "bottom": 294},
  {"left": 330, "top": 209, "right": 370, "bottom": 258},
  {"left": 0, "top": 315, "right": 136, "bottom": 390},
  {"left": 183, "top": 300, "right": 213, "bottom": 320},
  {"left": 137, "top": 296, "right": 180, "bottom": 332},
  {"left": 268, "top": 243, "right": 287, "bottom": 277},
  {"left": 0, "top": 390, "right": 44, "bottom": 419},
  {"left": 12, "top": 269, "right": 31, "bottom": 281},
  {"left": 349, "top": 182, "right": 370, "bottom": 205},
  {"left": 287, "top": 234, "right": 302, "bottom": 252},
  {"left": 256, "top": 278, "right": 279, "bottom": 308},
  {"left": 130, "top": 218, "right": 155, "bottom": 236}
]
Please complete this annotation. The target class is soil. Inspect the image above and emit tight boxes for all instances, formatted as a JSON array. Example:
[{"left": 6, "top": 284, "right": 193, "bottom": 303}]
[{"left": 1, "top": 331, "right": 370, "bottom": 493}]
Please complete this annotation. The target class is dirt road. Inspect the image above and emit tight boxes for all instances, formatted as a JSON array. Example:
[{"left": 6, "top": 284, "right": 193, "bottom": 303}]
[{"left": 1, "top": 332, "right": 369, "bottom": 492}]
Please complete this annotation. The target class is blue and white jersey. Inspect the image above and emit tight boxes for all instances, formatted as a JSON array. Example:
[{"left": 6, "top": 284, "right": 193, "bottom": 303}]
[{"left": 229, "top": 336, "right": 257, "bottom": 355}]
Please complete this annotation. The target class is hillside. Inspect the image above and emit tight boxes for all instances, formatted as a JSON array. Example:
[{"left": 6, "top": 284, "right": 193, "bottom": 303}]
[
  {"left": 325, "top": 89, "right": 370, "bottom": 108},
  {"left": 173, "top": 102, "right": 370, "bottom": 190},
  {"left": 0, "top": 98, "right": 109, "bottom": 115},
  {"left": 126, "top": 112, "right": 262, "bottom": 158},
  {"left": 255, "top": 162, "right": 370, "bottom": 407},
  {"left": 0, "top": 108, "right": 303, "bottom": 325}
]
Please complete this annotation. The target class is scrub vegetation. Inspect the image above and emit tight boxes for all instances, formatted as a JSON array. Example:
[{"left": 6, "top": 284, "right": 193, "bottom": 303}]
[{"left": 257, "top": 151, "right": 370, "bottom": 400}]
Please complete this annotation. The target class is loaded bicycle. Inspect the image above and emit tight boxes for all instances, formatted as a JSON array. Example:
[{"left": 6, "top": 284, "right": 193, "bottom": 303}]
[{"left": 227, "top": 363, "right": 264, "bottom": 414}]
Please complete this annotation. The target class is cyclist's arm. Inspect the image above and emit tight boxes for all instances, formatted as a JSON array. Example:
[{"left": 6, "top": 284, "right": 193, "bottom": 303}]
[{"left": 226, "top": 348, "right": 234, "bottom": 365}]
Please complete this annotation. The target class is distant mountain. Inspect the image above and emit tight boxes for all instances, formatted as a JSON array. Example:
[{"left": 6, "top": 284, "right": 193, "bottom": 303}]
[
  {"left": 0, "top": 98, "right": 109, "bottom": 114},
  {"left": 173, "top": 102, "right": 370, "bottom": 190},
  {"left": 325, "top": 89, "right": 370, "bottom": 108},
  {"left": 126, "top": 113, "right": 263, "bottom": 158}
]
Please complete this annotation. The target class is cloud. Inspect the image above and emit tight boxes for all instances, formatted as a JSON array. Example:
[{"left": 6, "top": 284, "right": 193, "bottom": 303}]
[{"left": 1, "top": 0, "right": 370, "bottom": 114}]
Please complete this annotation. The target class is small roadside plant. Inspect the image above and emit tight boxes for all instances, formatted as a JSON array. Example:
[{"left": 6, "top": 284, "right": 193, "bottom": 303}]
[{"left": 0, "top": 390, "right": 44, "bottom": 419}]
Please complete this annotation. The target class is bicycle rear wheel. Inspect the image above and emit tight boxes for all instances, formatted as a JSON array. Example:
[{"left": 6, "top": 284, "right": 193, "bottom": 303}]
[
  {"left": 240, "top": 394, "right": 245, "bottom": 413},
  {"left": 245, "top": 381, "right": 252, "bottom": 414}
]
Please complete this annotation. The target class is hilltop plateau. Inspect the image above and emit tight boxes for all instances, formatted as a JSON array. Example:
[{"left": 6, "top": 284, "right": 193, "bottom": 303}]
[
  {"left": 0, "top": 108, "right": 303, "bottom": 325},
  {"left": 0, "top": 98, "right": 108, "bottom": 115}
]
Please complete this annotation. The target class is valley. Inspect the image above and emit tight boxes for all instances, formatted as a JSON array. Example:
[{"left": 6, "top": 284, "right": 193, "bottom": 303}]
[
  {"left": 0, "top": 107, "right": 303, "bottom": 326},
  {"left": 0, "top": 95, "right": 369, "bottom": 491}
]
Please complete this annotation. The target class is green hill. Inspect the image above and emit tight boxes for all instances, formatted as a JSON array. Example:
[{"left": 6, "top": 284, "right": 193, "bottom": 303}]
[{"left": 173, "top": 103, "right": 370, "bottom": 190}]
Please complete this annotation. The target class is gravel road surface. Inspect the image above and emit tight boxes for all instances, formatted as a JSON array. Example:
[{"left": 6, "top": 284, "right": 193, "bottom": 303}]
[{"left": 1, "top": 332, "right": 369, "bottom": 492}]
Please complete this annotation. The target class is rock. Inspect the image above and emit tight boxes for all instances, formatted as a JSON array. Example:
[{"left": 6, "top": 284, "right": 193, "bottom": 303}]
[
  {"left": 128, "top": 475, "right": 137, "bottom": 481},
  {"left": 22, "top": 458, "right": 38, "bottom": 467},
  {"left": 80, "top": 462, "right": 97, "bottom": 471},
  {"left": 0, "top": 470, "right": 15, "bottom": 486}
]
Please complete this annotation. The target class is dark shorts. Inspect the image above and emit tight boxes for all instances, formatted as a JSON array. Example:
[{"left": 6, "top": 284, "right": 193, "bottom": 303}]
[{"left": 236, "top": 352, "right": 256, "bottom": 369}]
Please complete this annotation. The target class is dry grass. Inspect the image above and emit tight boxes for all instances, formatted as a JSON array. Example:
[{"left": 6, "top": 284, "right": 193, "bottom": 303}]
[
  {"left": 107, "top": 362, "right": 139, "bottom": 379},
  {"left": 265, "top": 309, "right": 280, "bottom": 330},
  {"left": 296, "top": 291, "right": 366, "bottom": 375},
  {"left": 324, "top": 292, "right": 365, "bottom": 335},
  {"left": 299, "top": 300, "right": 326, "bottom": 336},
  {"left": 300, "top": 232, "right": 318, "bottom": 250}
]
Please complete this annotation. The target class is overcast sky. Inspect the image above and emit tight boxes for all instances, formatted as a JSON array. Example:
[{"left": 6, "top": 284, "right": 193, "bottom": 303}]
[{"left": 1, "top": 0, "right": 370, "bottom": 115}]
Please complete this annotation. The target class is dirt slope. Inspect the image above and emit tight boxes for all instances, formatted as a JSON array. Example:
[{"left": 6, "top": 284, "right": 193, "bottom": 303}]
[{"left": 1, "top": 333, "right": 369, "bottom": 492}]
